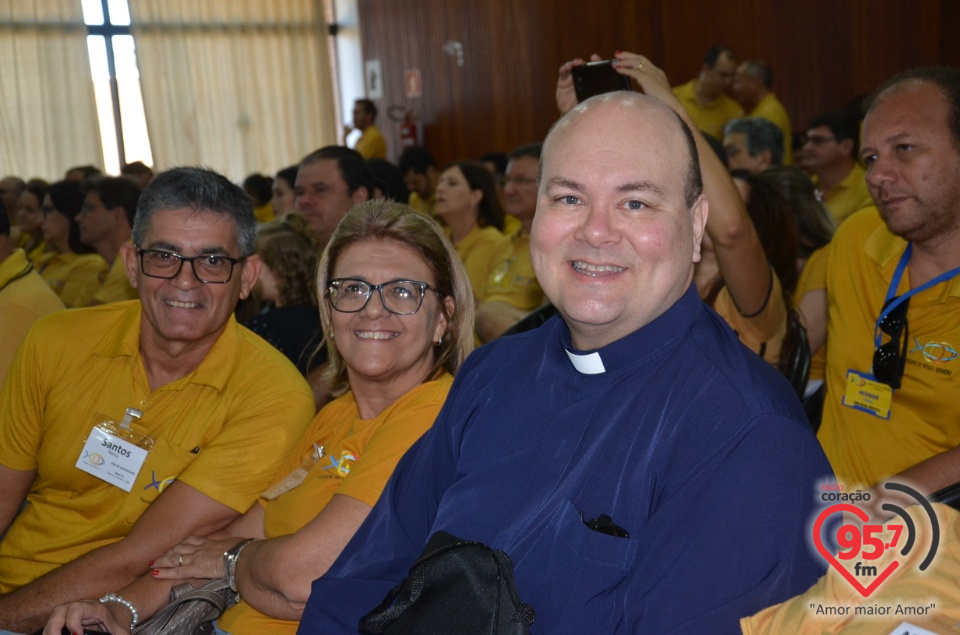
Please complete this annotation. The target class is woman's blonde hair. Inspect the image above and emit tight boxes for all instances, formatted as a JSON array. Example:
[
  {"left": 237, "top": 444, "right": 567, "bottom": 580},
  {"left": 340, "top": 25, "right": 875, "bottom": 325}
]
[{"left": 316, "top": 199, "right": 475, "bottom": 397}]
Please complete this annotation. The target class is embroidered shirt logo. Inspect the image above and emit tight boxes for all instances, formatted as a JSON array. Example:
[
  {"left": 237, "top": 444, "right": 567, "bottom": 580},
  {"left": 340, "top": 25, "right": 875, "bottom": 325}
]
[
  {"left": 909, "top": 339, "right": 958, "bottom": 364},
  {"left": 323, "top": 451, "right": 357, "bottom": 477},
  {"left": 143, "top": 471, "right": 177, "bottom": 493}
]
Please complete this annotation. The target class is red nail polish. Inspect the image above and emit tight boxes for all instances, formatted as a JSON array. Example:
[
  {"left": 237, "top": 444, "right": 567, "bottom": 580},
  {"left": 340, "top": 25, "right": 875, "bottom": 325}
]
[
  {"left": 152, "top": 569, "right": 159, "bottom": 576},
  {"left": 149, "top": 560, "right": 155, "bottom": 566}
]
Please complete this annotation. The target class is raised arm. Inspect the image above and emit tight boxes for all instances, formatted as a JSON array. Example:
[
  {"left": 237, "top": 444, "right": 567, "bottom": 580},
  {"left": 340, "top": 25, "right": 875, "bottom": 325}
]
[{"left": 605, "top": 53, "right": 773, "bottom": 316}]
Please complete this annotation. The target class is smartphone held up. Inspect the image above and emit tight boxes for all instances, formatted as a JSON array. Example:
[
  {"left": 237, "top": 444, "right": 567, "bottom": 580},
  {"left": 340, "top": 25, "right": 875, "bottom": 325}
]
[{"left": 571, "top": 60, "right": 633, "bottom": 103}]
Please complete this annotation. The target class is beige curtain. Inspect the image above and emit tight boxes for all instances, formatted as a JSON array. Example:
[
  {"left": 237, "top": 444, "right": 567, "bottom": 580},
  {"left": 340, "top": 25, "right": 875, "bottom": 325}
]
[
  {"left": 0, "top": 0, "right": 104, "bottom": 181},
  {"left": 128, "top": 0, "right": 337, "bottom": 181}
]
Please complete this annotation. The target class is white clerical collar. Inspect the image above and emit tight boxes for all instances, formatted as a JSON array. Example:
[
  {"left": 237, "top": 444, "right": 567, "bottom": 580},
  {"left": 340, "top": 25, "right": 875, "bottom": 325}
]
[{"left": 565, "top": 349, "right": 606, "bottom": 375}]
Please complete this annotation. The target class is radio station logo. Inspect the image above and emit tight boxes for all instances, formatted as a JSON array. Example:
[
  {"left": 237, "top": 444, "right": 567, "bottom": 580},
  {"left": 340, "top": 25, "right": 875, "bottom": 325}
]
[{"left": 813, "top": 481, "right": 939, "bottom": 598}]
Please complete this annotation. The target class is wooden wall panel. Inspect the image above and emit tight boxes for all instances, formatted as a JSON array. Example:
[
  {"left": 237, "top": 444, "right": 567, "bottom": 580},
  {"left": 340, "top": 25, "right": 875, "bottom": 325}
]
[{"left": 355, "top": 0, "right": 960, "bottom": 167}]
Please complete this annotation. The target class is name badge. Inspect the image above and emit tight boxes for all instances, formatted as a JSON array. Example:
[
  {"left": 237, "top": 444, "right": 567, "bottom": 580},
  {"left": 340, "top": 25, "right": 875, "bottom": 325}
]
[
  {"left": 76, "top": 426, "right": 149, "bottom": 492},
  {"left": 842, "top": 370, "right": 893, "bottom": 420},
  {"left": 262, "top": 443, "right": 324, "bottom": 501}
]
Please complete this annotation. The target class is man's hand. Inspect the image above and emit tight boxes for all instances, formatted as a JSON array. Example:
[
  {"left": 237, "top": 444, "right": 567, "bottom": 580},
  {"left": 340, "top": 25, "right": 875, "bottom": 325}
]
[
  {"left": 0, "top": 481, "right": 239, "bottom": 633},
  {"left": 555, "top": 54, "right": 602, "bottom": 114}
]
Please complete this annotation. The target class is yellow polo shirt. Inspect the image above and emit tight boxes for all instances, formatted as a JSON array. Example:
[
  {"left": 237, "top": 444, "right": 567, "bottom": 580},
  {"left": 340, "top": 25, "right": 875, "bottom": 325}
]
[
  {"left": 816, "top": 164, "right": 873, "bottom": 225},
  {"left": 88, "top": 255, "right": 138, "bottom": 305},
  {"left": 482, "top": 232, "right": 544, "bottom": 311},
  {"left": 354, "top": 124, "right": 387, "bottom": 160},
  {"left": 818, "top": 208, "right": 960, "bottom": 488},
  {"left": 672, "top": 79, "right": 743, "bottom": 139},
  {"left": 0, "top": 301, "right": 315, "bottom": 591},
  {"left": 35, "top": 251, "right": 108, "bottom": 308},
  {"left": 748, "top": 92, "right": 793, "bottom": 164},
  {"left": 218, "top": 374, "right": 453, "bottom": 635},
  {"left": 453, "top": 224, "right": 505, "bottom": 303},
  {"left": 0, "top": 249, "right": 64, "bottom": 386}
]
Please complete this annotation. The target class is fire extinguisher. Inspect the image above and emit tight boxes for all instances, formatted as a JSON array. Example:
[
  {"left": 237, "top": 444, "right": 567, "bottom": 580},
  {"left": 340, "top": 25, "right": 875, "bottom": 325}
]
[
  {"left": 399, "top": 111, "right": 420, "bottom": 147},
  {"left": 390, "top": 105, "right": 421, "bottom": 147}
]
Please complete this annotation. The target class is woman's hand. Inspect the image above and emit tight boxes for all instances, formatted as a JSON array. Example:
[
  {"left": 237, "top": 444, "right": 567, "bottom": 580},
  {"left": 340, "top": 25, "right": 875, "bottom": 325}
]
[
  {"left": 151, "top": 535, "right": 247, "bottom": 581},
  {"left": 611, "top": 52, "right": 674, "bottom": 103},
  {"left": 45, "top": 599, "right": 131, "bottom": 635},
  {"left": 555, "top": 53, "right": 602, "bottom": 114}
]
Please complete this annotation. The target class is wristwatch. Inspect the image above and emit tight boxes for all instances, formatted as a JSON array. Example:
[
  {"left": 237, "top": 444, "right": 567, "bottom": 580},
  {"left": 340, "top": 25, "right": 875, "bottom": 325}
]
[{"left": 224, "top": 538, "right": 257, "bottom": 594}]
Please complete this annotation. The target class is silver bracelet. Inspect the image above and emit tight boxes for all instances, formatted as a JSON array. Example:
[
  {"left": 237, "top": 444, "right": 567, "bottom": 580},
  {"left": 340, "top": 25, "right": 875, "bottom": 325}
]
[
  {"left": 224, "top": 538, "right": 258, "bottom": 595},
  {"left": 99, "top": 592, "right": 140, "bottom": 630}
]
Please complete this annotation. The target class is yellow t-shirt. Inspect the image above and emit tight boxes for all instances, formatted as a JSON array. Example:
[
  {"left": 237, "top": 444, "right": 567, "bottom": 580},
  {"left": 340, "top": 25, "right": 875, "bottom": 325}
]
[
  {"left": 454, "top": 224, "right": 506, "bottom": 303},
  {"left": 0, "top": 249, "right": 64, "bottom": 386},
  {"left": 254, "top": 202, "right": 276, "bottom": 224},
  {"left": 793, "top": 245, "right": 830, "bottom": 381},
  {"left": 748, "top": 91, "right": 793, "bottom": 164},
  {"left": 817, "top": 164, "right": 873, "bottom": 225},
  {"left": 354, "top": 124, "right": 387, "bottom": 160},
  {"left": 17, "top": 235, "right": 47, "bottom": 264},
  {"left": 672, "top": 79, "right": 743, "bottom": 140},
  {"left": 818, "top": 207, "right": 960, "bottom": 488},
  {"left": 35, "top": 251, "right": 108, "bottom": 308},
  {"left": 87, "top": 255, "right": 138, "bottom": 305},
  {"left": 218, "top": 373, "right": 453, "bottom": 635},
  {"left": 482, "top": 232, "right": 544, "bottom": 311},
  {"left": 408, "top": 191, "right": 436, "bottom": 217},
  {"left": 0, "top": 301, "right": 315, "bottom": 591},
  {"left": 712, "top": 273, "right": 788, "bottom": 367}
]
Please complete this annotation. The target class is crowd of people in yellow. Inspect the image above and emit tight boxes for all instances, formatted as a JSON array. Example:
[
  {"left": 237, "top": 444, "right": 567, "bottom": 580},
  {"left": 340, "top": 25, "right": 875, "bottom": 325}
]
[{"left": 0, "top": 42, "right": 959, "bottom": 635}]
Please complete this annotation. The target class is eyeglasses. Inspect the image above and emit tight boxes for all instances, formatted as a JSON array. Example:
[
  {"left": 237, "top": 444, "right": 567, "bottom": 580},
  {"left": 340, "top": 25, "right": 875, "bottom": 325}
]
[
  {"left": 137, "top": 248, "right": 245, "bottom": 284},
  {"left": 328, "top": 278, "right": 440, "bottom": 315},
  {"left": 872, "top": 296, "right": 910, "bottom": 388}
]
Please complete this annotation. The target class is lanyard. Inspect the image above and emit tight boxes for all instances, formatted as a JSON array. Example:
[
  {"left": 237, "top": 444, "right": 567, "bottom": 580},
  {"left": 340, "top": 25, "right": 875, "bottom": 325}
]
[{"left": 874, "top": 244, "right": 960, "bottom": 348}]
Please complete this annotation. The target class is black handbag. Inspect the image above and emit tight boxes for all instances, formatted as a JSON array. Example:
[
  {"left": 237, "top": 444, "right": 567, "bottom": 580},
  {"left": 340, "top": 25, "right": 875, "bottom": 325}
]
[{"left": 358, "top": 531, "right": 536, "bottom": 634}]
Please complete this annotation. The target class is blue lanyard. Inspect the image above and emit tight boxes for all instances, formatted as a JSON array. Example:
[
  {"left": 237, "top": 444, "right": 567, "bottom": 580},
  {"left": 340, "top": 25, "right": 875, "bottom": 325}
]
[{"left": 874, "top": 244, "right": 960, "bottom": 347}]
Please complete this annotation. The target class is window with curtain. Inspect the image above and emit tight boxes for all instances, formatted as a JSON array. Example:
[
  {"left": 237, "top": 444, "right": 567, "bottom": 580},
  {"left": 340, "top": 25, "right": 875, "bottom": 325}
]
[
  {"left": 0, "top": 0, "right": 104, "bottom": 180},
  {"left": 128, "top": 0, "right": 337, "bottom": 181}
]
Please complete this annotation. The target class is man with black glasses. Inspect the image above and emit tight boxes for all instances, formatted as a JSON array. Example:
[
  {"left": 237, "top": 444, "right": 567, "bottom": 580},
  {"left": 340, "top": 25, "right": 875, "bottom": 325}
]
[
  {"left": 816, "top": 67, "right": 960, "bottom": 494},
  {"left": 0, "top": 167, "right": 314, "bottom": 633}
]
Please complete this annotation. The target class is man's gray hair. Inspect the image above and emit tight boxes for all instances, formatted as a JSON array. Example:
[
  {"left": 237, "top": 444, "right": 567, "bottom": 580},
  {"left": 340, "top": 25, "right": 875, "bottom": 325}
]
[
  {"left": 132, "top": 167, "right": 257, "bottom": 256},
  {"left": 724, "top": 117, "right": 785, "bottom": 166}
]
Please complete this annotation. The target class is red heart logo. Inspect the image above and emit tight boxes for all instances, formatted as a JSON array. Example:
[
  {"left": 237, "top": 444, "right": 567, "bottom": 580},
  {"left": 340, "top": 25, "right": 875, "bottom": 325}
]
[{"left": 813, "top": 503, "right": 900, "bottom": 597}]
